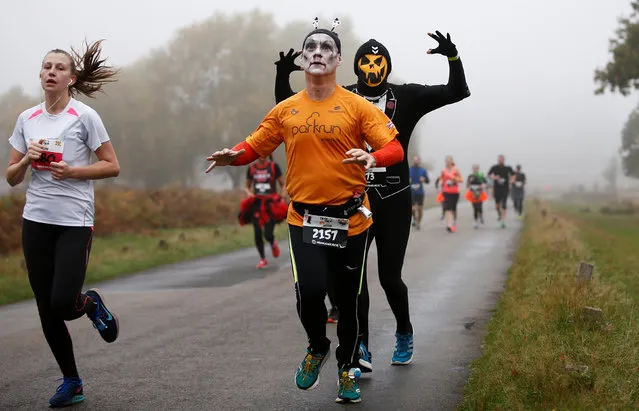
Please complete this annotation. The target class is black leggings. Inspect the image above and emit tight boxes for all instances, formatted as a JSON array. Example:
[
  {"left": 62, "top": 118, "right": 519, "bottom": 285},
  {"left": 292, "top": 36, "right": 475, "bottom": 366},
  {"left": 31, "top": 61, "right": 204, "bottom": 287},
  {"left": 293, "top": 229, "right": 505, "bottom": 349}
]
[
  {"left": 472, "top": 202, "right": 484, "bottom": 220},
  {"left": 443, "top": 192, "right": 460, "bottom": 212},
  {"left": 22, "top": 219, "right": 96, "bottom": 378},
  {"left": 252, "top": 217, "right": 275, "bottom": 259},
  {"left": 359, "top": 188, "right": 413, "bottom": 346},
  {"left": 513, "top": 196, "right": 524, "bottom": 215},
  {"left": 289, "top": 225, "right": 368, "bottom": 369}
]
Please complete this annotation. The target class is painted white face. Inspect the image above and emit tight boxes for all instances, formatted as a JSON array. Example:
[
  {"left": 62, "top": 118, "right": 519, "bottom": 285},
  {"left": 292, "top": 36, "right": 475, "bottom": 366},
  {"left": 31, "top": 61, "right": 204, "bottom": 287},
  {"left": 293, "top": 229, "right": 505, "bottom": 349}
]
[{"left": 302, "top": 33, "right": 341, "bottom": 75}]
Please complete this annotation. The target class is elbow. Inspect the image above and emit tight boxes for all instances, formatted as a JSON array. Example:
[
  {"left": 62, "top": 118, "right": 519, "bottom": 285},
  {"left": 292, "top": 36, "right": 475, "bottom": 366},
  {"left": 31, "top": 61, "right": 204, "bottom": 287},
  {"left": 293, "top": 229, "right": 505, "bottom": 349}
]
[
  {"left": 7, "top": 176, "right": 23, "bottom": 187},
  {"left": 111, "top": 163, "right": 120, "bottom": 178}
]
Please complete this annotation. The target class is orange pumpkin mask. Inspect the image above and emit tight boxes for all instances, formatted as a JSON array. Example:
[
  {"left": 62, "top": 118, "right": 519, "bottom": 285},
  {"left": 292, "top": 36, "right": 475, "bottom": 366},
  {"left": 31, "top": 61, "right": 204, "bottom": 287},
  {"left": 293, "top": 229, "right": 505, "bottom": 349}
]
[{"left": 357, "top": 54, "right": 389, "bottom": 87}]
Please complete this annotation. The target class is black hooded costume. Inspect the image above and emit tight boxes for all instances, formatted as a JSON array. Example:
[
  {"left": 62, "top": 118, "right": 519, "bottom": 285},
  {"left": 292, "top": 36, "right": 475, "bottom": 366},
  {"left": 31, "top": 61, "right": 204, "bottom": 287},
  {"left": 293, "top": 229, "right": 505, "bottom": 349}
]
[{"left": 274, "top": 33, "right": 470, "bottom": 361}]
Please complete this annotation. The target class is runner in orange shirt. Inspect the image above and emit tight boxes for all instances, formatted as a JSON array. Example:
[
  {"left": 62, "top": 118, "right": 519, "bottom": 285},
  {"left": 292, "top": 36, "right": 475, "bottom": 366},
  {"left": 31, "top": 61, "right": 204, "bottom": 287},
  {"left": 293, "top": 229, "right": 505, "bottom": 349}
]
[
  {"left": 439, "top": 156, "right": 464, "bottom": 232},
  {"left": 205, "top": 23, "right": 403, "bottom": 405}
]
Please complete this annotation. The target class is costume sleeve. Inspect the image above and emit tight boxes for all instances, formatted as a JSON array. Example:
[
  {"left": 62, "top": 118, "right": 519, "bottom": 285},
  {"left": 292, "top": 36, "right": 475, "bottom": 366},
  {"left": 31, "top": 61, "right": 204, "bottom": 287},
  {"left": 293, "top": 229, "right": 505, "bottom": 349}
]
[
  {"left": 245, "top": 105, "right": 284, "bottom": 158},
  {"left": 401, "top": 59, "right": 471, "bottom": 119},
  {"left": 275, "top": 71, "right": 296, "bottom": 104}
]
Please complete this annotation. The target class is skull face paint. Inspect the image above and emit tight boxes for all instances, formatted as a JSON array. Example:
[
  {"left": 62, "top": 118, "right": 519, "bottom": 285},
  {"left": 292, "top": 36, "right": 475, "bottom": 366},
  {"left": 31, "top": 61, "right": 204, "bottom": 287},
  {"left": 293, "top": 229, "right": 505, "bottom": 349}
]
[
  {"left": 357, "top": 54, "right": 388, "bottom": 87},
  {"left": 302, "top": 33, "right": 341, "bottom": 75}
]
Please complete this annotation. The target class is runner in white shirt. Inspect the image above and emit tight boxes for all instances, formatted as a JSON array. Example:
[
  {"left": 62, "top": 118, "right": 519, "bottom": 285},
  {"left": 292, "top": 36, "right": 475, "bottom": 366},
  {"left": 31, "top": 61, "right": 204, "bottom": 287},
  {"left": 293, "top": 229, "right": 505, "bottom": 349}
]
[{"left": 5, "top": 40, "right": 121, "bottom": 408}]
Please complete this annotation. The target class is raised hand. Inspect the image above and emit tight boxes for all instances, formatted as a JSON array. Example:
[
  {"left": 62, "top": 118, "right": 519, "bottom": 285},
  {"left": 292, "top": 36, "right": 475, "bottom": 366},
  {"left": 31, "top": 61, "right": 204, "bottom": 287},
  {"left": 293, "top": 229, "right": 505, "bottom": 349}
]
[
  {"left": 427, "top": 31, "right": 458, "bottom": 58},
  {"left": 274, "top": 48, "right": 302, "bottom": 75},
  {"left": 205, "top": 148, "right": 246, "bottom": 173}
]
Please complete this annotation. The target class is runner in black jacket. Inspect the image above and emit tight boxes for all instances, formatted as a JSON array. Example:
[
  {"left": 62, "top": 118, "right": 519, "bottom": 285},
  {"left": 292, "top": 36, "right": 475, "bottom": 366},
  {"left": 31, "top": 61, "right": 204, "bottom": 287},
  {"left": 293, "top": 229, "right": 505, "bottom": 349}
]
[{"left": 274, "top": 30, "right": 470, "bottom": 370}]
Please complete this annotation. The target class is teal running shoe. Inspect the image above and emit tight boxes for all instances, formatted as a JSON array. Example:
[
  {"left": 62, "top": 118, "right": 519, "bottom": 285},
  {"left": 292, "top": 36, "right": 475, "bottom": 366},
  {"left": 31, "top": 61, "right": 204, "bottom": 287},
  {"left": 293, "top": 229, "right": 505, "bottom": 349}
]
[
  {"left": 49, "top": 377, "right": 84, "bottom": 408},
  {"left": 335, "top": 367, "right": 361, "bottom": 403},
  {"left": 358, "top": 342, "right": 372, "bottom": 373},
  {"left": 391, "top": 332, "right": 414, "bottom": 365},
  {"left": 295, "top": 348, "right": 330, "bottom": 390}
]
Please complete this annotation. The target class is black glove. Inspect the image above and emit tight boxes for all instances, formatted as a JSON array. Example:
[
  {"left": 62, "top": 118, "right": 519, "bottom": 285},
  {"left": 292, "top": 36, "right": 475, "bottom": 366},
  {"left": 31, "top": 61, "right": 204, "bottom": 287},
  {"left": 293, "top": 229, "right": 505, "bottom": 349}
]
[
  {"left": 427, "top": 31, "right": 458, "bottom": 58},
  {"left": 274, "top": 48, "right": 302, "bottom": 75}
]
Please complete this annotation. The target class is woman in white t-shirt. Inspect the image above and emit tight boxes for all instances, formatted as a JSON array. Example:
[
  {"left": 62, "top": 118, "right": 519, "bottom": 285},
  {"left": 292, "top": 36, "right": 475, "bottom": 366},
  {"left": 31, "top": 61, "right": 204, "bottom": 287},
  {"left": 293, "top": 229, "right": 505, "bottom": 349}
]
[{"left": 5, "top": 40, "right": 120, "bottom": 408}]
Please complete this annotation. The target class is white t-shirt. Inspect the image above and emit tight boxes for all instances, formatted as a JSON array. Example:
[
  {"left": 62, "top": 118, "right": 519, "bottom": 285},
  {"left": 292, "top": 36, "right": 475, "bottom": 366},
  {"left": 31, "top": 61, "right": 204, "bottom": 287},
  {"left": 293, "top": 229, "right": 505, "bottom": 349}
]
[{"left": 8, "top": 99, "right": 110, "bottom": 227}]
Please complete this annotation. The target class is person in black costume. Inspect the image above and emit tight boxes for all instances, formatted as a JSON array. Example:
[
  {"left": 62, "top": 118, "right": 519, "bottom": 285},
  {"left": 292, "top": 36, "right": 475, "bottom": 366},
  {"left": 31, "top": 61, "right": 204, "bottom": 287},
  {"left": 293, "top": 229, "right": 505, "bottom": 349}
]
[{"left": 274, "top": 30, "right": 470, "bottom": 370}]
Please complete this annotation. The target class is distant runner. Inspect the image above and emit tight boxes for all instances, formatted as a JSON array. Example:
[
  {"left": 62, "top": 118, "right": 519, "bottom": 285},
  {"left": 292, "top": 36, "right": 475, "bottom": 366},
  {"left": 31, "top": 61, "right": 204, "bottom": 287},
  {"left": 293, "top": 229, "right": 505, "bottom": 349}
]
[
  {"left": 511, "top": 164, "right": 526, "bottom": 218},
  {"left": 409, "top": 155, "right": 430, "bottom": 230},
  {"left": 488, "top": 154, "right": 515, "bottom": 228},
  {"left": 465, "top": 164, "right": 488, "bottom": 229}
]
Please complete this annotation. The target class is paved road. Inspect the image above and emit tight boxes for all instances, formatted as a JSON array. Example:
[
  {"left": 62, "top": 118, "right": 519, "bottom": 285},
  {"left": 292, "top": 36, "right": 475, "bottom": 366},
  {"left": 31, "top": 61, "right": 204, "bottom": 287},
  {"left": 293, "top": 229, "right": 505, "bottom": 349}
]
[{"left": 0, "top": 205, "right": 521, "bottom": 410}]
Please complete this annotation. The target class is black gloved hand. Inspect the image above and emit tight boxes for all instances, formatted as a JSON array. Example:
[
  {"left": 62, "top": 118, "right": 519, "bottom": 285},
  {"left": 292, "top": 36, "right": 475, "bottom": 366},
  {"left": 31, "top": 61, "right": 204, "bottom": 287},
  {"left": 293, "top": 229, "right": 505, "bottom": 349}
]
[
  {"left": 274, "top": 48, "right": 302, "bottom": 75},
  {"left": 427, "top": 31, "right": 458, "bottom": 58}
]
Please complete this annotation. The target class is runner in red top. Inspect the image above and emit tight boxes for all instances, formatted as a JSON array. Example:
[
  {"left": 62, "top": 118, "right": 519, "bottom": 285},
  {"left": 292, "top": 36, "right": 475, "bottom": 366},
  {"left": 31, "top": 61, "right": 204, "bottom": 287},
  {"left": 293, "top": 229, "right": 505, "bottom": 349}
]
[
  {"left": 244, "top": 155, "right": 286, "bottom": 268},
  {"left": 439, "top": 156, "right": 463, "bottom": 232}
]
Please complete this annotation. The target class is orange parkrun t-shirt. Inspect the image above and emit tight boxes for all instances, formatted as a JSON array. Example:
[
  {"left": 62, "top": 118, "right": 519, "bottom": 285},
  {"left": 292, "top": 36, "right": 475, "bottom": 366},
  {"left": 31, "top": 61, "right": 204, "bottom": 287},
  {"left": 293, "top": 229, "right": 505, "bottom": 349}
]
[{"left": 245, "top": 86, "right": 398, "bottom": 236}]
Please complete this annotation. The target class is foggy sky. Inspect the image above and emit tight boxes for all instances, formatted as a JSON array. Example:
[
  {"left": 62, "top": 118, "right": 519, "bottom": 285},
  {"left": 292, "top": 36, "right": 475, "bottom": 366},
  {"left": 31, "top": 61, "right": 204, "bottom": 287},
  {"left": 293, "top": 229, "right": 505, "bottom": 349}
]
[{"left": 1, "top": 0, "right": 638, "bottom": 189}]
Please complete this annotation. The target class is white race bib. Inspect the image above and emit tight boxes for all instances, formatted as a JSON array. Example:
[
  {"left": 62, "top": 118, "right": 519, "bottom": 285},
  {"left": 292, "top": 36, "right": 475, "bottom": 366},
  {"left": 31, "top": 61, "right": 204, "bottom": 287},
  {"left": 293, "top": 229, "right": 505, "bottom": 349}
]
[{"left": 32, "top": 138, "right": 64, "bottom": 171}]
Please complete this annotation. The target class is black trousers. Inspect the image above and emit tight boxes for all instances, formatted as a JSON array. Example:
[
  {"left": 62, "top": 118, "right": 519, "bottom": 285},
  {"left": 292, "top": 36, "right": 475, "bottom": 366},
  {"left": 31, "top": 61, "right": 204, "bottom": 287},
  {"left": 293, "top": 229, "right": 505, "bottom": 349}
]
[
  {"left": 22, "top": 219, "right": 96, "bottom": 378},
  {"left": 252, "top": 218, "right": 275, "bottom": 259},
  {"left": 472, "top": 202, "right": 484, "bottom": 220},
  {"left": 359, "top": 188, "right": 413, "bottom": 347},
  {"left": 289, "top": 225, "right": 369, "bottom": 369}
]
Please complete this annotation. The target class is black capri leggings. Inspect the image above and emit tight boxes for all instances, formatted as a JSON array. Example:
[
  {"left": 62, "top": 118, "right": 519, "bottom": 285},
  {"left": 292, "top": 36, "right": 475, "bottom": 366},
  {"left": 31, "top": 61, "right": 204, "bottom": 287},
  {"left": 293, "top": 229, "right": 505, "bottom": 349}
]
[
  {"left": 22, "top": 219, "right": 96, "bottom": 379},
  {"left": 443, "top": 193, "right": 460, "bottom": 212},
  {"left": 289, "top": 224, "right": 369, "bottom": 370}
]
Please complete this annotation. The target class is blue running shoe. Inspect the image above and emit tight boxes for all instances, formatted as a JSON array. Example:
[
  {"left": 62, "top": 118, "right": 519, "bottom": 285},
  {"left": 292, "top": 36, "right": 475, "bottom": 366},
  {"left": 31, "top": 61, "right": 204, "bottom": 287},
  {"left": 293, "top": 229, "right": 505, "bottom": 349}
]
[
  {"left": 49, "top": 377, "right": 84, "bottom": 408},
  {"left": 335, "top": 367, "right": 361, "bottom": 403},
  {"left": 391, "top": 332, "right": 414, "bottom": 365},
  {"left": 295, "top": 348, "right": 330, "bottom": 390},
  {"left": 358, "top": 342, "right": 372, "bottom": 373},
  {"left": 86, "top": 288, "right": 119, "bottom": 343}
]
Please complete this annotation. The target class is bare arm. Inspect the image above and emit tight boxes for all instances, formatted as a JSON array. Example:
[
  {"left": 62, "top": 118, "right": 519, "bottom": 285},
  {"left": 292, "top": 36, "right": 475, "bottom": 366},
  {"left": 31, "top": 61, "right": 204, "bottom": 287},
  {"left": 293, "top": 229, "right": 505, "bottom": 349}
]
[
  {"left": 277, "top": 176, "right": 286, "bottom": 197},
  {"left": 244, "top": 179, "right": 253, "bottom": 197},
  {"left": 50, "top": 141, "right": 120, "bottom": 181},
  {"left": 5, "top": 148, "right": 32, "bottom": 187}
]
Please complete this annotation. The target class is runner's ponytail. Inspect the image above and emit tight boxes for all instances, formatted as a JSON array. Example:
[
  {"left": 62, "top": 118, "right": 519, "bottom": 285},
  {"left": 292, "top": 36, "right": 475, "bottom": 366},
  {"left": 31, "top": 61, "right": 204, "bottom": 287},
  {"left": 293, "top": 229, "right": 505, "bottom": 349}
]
[{"left": 49, "top": 40, "right": 119, "bottom": 98}]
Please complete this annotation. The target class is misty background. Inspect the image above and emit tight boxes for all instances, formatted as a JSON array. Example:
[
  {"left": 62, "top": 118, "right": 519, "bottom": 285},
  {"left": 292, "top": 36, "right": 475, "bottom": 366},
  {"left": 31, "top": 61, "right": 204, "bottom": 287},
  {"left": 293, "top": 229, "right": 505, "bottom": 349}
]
[{"left": 1, "top": 0, "right": 638, "bottom": 193}]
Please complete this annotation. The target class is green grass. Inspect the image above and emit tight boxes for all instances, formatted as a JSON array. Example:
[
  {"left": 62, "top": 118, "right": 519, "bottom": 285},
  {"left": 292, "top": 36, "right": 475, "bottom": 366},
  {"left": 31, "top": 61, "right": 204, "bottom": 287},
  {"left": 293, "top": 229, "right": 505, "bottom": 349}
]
[
  {"left": 459, "top": 201, "right": 639, "bottom": 410},
  {"left": 0, "top": 224, "right": 287, "bottom": 306}
]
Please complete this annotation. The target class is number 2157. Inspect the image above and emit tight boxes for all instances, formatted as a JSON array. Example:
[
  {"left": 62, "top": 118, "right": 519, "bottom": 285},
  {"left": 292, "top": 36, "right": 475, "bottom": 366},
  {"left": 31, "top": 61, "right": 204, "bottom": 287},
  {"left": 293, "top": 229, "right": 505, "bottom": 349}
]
[{"left": 313, "top": 228, "right": 338, "bottom": 241}]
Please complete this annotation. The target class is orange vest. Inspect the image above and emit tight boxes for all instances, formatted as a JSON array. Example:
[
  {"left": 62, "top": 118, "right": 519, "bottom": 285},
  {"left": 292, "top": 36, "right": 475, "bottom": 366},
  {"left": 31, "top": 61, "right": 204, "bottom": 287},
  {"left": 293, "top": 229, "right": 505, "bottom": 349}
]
[{"left": 441, "top": 167, "right": 460, "bottom": 194}]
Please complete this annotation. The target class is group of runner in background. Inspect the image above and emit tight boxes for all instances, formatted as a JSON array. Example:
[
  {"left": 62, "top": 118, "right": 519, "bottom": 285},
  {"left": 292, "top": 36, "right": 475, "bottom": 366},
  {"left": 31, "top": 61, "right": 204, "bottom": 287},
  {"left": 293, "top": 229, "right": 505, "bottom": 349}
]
[{"left": 412, "top": 154, "right": 527, "bottom": 232}]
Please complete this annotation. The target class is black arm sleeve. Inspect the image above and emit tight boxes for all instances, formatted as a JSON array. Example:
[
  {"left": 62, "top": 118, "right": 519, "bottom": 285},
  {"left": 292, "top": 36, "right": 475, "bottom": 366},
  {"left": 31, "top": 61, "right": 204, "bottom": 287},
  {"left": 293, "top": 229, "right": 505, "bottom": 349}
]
[
  {"left": 246, "top": 167, "right": 252, "bottom": 180},
  {"left": 275, "top": 71, "right": 296, "bottom": 104},
  {"left": 405, "top": 58, "right": 471, "bottom": 118},
  {"left": 274, "top": 163, "right": 283, "bottom": 179}
]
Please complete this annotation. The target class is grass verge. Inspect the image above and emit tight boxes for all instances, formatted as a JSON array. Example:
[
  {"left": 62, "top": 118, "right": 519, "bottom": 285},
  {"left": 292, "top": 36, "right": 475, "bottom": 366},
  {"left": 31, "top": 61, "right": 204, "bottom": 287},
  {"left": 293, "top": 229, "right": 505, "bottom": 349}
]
[
  {"left": 459, "top": 200, "right": 639, "bottom": 410},
  {"left": 0, "top": 224, "right": 287, "bottom": 306}
]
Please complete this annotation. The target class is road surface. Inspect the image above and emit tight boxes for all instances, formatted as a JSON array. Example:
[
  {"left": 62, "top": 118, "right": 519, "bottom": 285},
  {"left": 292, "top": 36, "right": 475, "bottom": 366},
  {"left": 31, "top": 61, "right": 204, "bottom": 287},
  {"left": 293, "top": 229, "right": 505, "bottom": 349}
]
[{"left": 0, "top": 206, "right": 521, "bottom": 410}]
